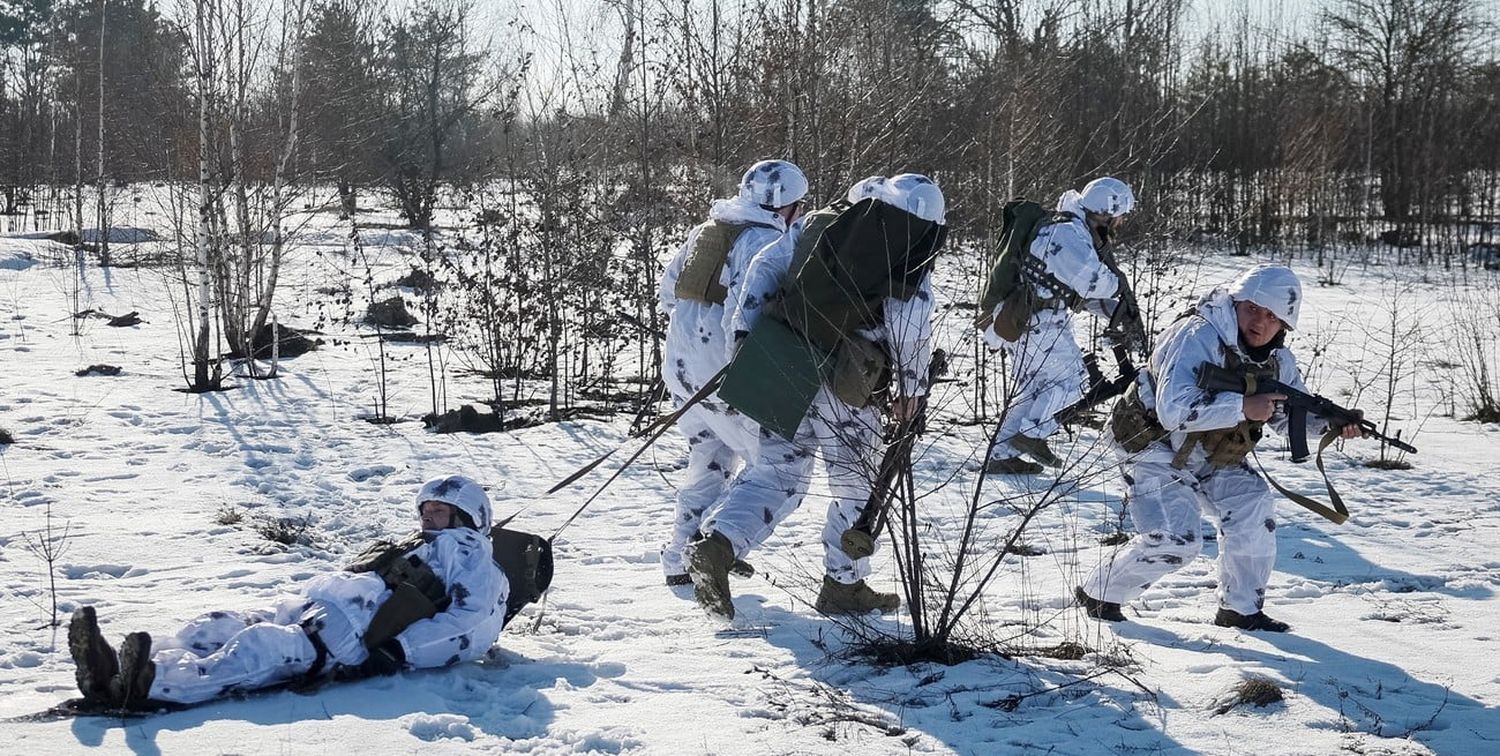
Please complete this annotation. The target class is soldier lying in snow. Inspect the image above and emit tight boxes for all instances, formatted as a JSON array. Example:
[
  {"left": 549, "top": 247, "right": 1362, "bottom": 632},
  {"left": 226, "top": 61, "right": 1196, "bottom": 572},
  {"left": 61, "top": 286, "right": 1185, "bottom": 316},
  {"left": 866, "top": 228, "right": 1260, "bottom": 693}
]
[{"left": 68, "top": 475, "right": 547, "bottom": 710}]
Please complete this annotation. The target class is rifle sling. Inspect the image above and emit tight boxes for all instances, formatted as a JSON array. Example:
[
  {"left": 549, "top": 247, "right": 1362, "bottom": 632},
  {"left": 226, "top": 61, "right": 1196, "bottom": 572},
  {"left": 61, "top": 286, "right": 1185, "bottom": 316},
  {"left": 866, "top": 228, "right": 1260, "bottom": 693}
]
[{"left": 1253, "top": 429, "right": 1348, "bottom": 525}]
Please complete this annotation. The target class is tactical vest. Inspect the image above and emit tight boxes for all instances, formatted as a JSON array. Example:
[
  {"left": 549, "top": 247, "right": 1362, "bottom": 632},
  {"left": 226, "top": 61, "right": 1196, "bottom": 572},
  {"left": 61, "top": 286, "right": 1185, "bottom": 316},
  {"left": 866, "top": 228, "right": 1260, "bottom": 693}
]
[
  {"left": 975, "top": 200, "right": 1082, "bottom": 341},
  {"left": 774, "top": 197, "right": 944, "bottom": 407},
  {"left": 1173, "top": 349, "right": 1280, "bottom": 469},
  {"left": 1110, "top": 324, "right": 1280, "bottom": 470},
  {"left": 674, "top": 220, "right": 775, "bottom": 305},
  {"left": 344, "top": 527, "right": 556, "bottom": 651}
]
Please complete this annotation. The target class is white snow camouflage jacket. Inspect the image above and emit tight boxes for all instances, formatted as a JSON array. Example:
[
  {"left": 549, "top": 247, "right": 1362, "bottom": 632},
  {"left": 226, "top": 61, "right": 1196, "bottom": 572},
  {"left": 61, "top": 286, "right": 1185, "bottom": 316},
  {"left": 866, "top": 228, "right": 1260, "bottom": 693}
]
[
  {"left": 305, "top": 527, "right": 509, "bottom": 669},
  {"left": 1029, "top": 191, "right": 1121, "bottom": 307},
  {"left": 658, "top": 197, "right": 788, "bottom": 393},
  {"left": 1133, "top": 289, "right": 1330, "bottom": 466}
]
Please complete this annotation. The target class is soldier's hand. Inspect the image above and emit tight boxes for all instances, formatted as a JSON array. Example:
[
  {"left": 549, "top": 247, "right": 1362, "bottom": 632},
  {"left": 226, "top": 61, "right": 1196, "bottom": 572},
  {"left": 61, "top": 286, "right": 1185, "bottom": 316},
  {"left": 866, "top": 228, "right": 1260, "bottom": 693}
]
[
  {"left": 1334, "top": 409, "right": 1366, "bottom": 439},
  {"left": 891, "top": 396, "right": 921, "bottom": 421},
  {"left": 1242, "top": 393, "right": 1285, "bottom": 422}
]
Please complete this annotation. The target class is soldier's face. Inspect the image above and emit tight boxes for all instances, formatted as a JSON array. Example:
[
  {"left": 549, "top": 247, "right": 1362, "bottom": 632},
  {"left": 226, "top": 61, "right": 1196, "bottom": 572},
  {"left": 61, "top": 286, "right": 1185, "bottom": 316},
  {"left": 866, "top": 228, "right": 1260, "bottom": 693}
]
[
  {"left": 1236, "top": 300, "right": 1285, "bottom": 348},
  {"left": 420, "top": 501, "right": 455, "bottom": 530}
]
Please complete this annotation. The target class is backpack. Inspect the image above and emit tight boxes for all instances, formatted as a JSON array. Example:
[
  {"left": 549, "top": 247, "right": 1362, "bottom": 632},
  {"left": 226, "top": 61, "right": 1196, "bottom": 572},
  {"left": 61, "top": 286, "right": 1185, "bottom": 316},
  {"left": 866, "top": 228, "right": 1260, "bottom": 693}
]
[
  {"left": 975, "top": 199, "right": 1075, "bottom": 341},
  {"left": 779, "top": 196, "right": 947, "bottom": 355},
  {"left": 717, "top": 197, "right": 947, "bottom": 438}
]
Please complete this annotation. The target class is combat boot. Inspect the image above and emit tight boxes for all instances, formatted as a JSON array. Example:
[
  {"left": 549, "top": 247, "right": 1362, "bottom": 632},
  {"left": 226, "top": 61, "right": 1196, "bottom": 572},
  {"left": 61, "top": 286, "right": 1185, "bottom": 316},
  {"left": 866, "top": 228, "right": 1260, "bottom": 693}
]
[
  {"left": 666, "top": 558, "right": 754, "bottom": 587},
  {"left": 814, "top": 576, "right": 900, "bottom": 615},
  {"left": 110, "top": 632, "right": 157, "bottom": 710},
  {"left": 67, "top": 606, "right": 119, "bottom": 702},
  {"left": 1214, "top": 608, "right": 1290, "bottom": 633},
  {"left": 687, "top": 531, "right": 737, "bottom": 619},
  {"left": 1008, "top": 435, "right": 1062, "bottom": 468},
  {"left": 984, "top": 456, "right": 1044, "bottom": 475},
  {"left": 1075, "top": 586, "right": 1126, "bottom": 622}
]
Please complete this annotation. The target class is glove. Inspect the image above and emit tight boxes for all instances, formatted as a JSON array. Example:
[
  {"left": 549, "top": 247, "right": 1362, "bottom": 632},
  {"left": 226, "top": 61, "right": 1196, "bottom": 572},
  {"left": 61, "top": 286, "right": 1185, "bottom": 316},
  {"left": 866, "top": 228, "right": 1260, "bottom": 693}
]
[{"left": 356, "top": 639, "right": 406, "bottom": 678}]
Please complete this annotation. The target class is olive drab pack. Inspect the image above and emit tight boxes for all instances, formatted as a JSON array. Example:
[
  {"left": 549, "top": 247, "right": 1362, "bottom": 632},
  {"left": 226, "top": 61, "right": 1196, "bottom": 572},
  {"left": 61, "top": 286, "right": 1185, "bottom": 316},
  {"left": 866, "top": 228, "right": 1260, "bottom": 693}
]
[
  {"left": 779, "top": 197, "right": 945, "bottom": 355},
  {"left": 718, "top": 197, "right": 947, "bottom": 437},
  {"left": 345, "top": 527, "right": 555, "bottom": 650},
  {"left": 975, "top": 199, "right": 1079, "bottom": 341},
  {"left": 674, "top": 220, "right": 776, "bottom": 305},
  {"left": 490, "top": 528, "right": 554, "bottom": 624}
]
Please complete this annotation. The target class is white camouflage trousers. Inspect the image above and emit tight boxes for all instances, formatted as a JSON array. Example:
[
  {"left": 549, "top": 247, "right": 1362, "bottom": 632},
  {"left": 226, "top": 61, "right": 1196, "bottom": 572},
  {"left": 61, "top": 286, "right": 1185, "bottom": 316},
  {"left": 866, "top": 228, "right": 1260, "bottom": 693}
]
[
  {"left": 988, "top": 313, "right": 1086, "bottom": 461},
  {"left": 1080, "top": 445, "right": 1278, "bottom": 615},
  {"left": 146, "top": 598, "right": 368, "bottom": 705},
  {"left": 703, "top": 387, "right": 883, "bottom": 585},
  {"left": 661, "top": 395, "right": 759, "bottom": 576}
]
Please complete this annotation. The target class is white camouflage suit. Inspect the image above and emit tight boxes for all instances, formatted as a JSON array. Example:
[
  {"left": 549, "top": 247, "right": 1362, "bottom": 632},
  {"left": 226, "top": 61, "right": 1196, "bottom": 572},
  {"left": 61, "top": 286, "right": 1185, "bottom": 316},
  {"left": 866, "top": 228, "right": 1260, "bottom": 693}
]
[
  {"left": 705, "top": 175, "right": 939, "bottom": 584},
  {"left": 1080, "top": 290, "right": 1327, "bottom": 615},
  {"left": 145, "top": 477, "right": 509, "bottom": 704},
  {"left": 983, "top": 188, "right": 1125, "bottom": 463},
  {"left": 657, "top": 195, "right": 793, "bottom": 577}
]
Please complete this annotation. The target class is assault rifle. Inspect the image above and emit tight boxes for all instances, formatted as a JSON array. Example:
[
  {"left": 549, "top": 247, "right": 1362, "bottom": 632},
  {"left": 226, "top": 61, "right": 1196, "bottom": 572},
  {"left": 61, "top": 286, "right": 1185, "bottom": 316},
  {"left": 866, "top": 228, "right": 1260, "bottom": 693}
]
[
  {"left": 1055, "top": 243, "right": 1148, "bottom": 426},
  {"left": 840, "top": 349, "right": 949, "bottom": 559},
  {"left": 1195, "top": 362, "right": 1418, "bottom": 461}
]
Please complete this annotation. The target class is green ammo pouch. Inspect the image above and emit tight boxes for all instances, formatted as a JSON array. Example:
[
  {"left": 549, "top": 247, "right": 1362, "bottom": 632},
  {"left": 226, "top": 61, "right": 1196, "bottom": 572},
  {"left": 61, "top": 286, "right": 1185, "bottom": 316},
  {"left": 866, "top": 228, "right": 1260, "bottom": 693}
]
[
  {"left": 830, "top": 336, "right": 890, "bottom": 408},
  {"left": 364, "top": 581, "right": 441, "bottom": 650},
  {"left": 1110, "top": 388, "right": 1170, "bottom": 454}
]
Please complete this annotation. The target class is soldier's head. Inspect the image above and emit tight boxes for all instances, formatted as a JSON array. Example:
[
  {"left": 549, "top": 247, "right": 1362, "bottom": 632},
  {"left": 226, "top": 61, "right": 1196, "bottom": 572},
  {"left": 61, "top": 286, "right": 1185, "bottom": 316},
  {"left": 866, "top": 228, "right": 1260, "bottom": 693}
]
[
  {"left": 886, "top": 173, "right": 946, "bottom": 225},
  {"left": 415, "top": 475, "right": 492, "bottom": 535},
  {"left": 739, "top": 159, "right": 809, "bottom": 224},
  {"left": 1076, "top": 176, "right": 1135, "bottom": 244},
  {"left": 1229, "top": 264, "right": 1301, "bottom": 348}
]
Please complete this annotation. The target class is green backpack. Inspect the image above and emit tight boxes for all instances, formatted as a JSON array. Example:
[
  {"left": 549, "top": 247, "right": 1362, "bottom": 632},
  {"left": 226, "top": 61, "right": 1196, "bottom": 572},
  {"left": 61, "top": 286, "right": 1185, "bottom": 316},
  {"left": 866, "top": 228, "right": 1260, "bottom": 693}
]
[
  {"left": 976, "top": 199, "right": 1075, "bottom": 341},
  {"left": 718, "top": 197, "right": 947, "bottom": 438}
]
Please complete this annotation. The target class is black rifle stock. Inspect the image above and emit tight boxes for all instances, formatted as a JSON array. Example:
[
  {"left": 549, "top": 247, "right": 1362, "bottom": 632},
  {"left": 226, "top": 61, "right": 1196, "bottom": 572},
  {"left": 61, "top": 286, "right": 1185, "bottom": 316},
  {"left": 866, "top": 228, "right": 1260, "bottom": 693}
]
[
  {"left": 840, "top": 349, "right": 949, "bottom": 559},
  {"left": 1195, "top": 362, "right": 1418, "bottom": 460}
]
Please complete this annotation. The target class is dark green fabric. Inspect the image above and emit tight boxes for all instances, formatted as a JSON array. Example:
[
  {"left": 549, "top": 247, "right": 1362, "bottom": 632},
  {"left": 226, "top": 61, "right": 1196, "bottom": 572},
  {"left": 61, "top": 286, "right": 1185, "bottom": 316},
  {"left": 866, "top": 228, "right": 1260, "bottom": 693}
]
[
  {"left": 490, "top": 528, "right": 554, "bottom": 625},
  {"left": 363, "top": 581, "right": 440, "bottom": 651},
  {"left": 976, "top": 199, "right": 1074, "bottom": 340},
  {"left": 719, "top": 315, "right": 833, "bottom": 440},
  {"left": 778, "top": 197, "right": 944, "bottom": 356}
]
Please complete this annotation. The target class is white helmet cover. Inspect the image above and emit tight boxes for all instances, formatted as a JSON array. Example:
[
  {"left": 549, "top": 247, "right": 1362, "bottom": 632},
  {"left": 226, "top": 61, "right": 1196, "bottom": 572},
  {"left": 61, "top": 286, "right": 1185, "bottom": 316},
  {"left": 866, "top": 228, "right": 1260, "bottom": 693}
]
[
  {"left": 846, "top": 175, "right": 887, "bottom": 204},
  {"left": 1077, "top": 176, "right": 1135, "bottom": 217},
  {"left": 885, "top": 172, "right": 946, "bottom": 224},
  {"left": 739, "top": 160, "right": 809, "bottom": 209},
  {"left": 1228, "top": 264, "right": 1302, "bottom": 331},
  {"left": 416, "top": 475, "right": 493, "bottom": 534}
]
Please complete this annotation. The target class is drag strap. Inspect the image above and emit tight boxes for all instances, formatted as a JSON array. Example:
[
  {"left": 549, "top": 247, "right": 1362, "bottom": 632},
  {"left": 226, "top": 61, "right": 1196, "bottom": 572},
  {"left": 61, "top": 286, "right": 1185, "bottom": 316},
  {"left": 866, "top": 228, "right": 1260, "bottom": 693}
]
[
  {"left": 1253, "top": 429, "right": 1348, "bottom": 525},
  {"left": 545, "top": 366, "right": 728, "bottom": 496},
  {"left": 548, "top": 367, "right": 729, "bottom": 539}
]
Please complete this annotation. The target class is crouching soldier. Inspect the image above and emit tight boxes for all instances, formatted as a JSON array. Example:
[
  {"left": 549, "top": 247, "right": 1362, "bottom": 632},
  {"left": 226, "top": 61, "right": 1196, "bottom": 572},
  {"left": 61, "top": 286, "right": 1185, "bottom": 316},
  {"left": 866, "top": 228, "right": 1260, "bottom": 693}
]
[
  {"left": 690, "top": 174, "right": 947, "bottom": 619},
  {"left": 1075, "top": 265, "right": 1364, "bottom": 632},
  {"left": 68, "top": 475, "right": 549, "bottom": 709}
]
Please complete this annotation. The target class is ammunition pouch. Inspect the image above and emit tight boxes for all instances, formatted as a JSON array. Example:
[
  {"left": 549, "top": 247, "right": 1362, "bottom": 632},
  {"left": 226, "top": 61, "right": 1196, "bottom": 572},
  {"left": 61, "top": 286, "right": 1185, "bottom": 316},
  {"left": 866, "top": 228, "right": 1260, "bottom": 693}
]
[
  {"left": 347, "top": 535, "right": 450, "bottom": 651},
  {"left": 829, "top": 336, "right": 890, "bottom": 408},
  {"left": 363, "top": 581, "right": 441, "bottom": 651},
  {"left": 1110, "top": 386, "right": 1170, "bottom": 453}
]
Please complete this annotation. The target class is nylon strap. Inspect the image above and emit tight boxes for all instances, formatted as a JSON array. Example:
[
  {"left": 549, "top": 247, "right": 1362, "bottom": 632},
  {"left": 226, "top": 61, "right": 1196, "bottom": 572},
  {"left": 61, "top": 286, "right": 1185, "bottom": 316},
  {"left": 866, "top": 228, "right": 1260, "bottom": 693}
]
[
  {"left": 547, "top": 365, "right": 730, "bottom": 539},
  {"left": 1253, "top": 429, "right": 1349, "bottom": 525}
]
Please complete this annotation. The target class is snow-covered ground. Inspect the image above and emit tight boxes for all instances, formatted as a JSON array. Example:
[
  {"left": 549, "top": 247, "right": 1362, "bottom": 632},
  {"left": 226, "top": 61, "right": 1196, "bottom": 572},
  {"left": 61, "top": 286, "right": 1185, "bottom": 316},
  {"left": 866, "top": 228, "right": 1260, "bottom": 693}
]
[{"left": 2, "top": 209, "right": 1499, "bottom": 755}]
